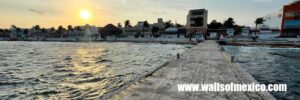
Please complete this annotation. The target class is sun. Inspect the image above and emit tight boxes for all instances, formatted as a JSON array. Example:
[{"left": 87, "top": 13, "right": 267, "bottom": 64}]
[{"left": 80, "top": 9, "right": 91, "bottom": 20}]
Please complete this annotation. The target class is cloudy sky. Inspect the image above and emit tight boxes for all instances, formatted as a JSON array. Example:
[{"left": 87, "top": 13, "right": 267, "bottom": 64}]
[{"left": 0, "top": 0, "right": 294, "bottom": 28}]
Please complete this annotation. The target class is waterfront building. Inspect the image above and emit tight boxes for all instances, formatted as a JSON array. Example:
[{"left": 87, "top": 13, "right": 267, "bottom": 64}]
[
  {"left": 281, "top": 0, "right": 300, "bottom": 37},
  {"left": 241, "top": 27, "right": 251, "bottom": 37},
  {"left": 186, "top": 9, "right": 208, "bottom": 35},
  {"left": 10, "top": 27, "right": 29, "bottom": 39},
  {"left": 135, "top": 21, "right": 145, "bottom": 31},
  {"left": 226, "top": 28, "right": 235, "bottom": 37},
  {"left": 207, "top": 29, "right": 226, "bottom": 40}
]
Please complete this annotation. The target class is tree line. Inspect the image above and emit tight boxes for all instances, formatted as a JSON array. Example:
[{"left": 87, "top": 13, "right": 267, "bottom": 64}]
[{"left": 208, "top": 17, "right": 265, "bottom": 35}]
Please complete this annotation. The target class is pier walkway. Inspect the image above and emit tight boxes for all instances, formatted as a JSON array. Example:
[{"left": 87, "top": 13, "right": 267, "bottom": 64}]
[{"left": 111, "top": 41, "right": 275, "bottom": 100}]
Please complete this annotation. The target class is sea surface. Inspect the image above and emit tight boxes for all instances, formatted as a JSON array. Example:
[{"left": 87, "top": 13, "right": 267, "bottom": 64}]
[
  {"left": 223, "top": 46, "right": 300, "bottom": 100},
  {"left": 0, "top": 41, "right": 187, "bottom": 99}
]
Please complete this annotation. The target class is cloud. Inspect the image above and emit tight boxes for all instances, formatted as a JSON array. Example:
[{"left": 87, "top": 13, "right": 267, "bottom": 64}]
[{"left": 29, "top": 9, "right": 46, "bottom": 15}]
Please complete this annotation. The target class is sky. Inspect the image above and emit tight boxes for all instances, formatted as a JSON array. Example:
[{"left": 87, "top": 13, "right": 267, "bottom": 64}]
[{"left": 0, "top": 0, "right": 295, "bottom": 28}]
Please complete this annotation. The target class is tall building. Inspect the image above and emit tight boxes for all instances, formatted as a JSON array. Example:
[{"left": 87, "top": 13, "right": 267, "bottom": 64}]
[
  {"left": 151, "top": 18, "right": 165, "bottom": 30},
  {"left": 157, "top": 18, "right": 165, "bottom": 30},
  {"left": 186, "top": 9, "right": 208, "bottom": 35},
  {"left": 281, "top": 0, "right": 300, "bottom": 36}
]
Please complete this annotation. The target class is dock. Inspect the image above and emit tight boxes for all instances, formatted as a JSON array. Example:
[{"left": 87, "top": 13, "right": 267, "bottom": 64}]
[{"left": 110, "top": 40, "right": 275, "bottom": 100}]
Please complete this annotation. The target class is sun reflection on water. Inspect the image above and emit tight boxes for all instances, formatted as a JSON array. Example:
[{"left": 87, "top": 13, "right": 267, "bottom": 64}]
[{"left": 62, "top": 47, "right": 108, "bottom": 90}]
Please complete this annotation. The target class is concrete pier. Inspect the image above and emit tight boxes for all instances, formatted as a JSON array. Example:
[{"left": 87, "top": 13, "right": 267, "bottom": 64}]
[{"left": 111, "top": 41, "right": 275, "bottom": 100}]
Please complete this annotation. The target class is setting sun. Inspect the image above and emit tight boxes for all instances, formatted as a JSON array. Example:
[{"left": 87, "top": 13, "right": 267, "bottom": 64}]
[{"left": 80, "top": 9, "right": 91, "bottom": 20}]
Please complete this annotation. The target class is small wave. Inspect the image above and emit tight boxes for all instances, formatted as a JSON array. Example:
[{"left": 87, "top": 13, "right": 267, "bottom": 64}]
[
  {"left": 34, "top": 90, "right": 61, "bottom": 96},
  {"left": 64, "top": 56, "right": 72, "bottom": 61},
  {"left": 5, "top": 94, "right": 19, "bottom": 99},
  {"left": 0, "top": 81, "right": 24, "bottom": 86},
  {"left": 53, "top": 65, "right": 66, "bottom": 68},
  {"left": 96, "top": 59, "right": 112, "bottom": 63},
  {"left": 54, "top": 69, "right": 74, "bottom": 72},
  {"left": 0, "top": 63, "right": 9, "bottom": 67},
  {"left": 66, "top": 89, "right": 83, "bottom": 99},
  {"left": 236, "top": 60, "right": 248, "bottom": 63},
  {"left": 73, "top": 77, "right": 105, "bottom": 84},
  {"left": 269, "top": 52, "right": 300, "bottom": 58}
]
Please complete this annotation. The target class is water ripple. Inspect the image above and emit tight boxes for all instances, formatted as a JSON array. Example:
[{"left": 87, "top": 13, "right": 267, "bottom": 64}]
[{"left": 0, "top": 41, "right": 186, "bottom": 99}]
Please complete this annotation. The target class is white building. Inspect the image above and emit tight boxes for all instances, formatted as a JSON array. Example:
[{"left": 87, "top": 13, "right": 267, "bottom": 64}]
[
  {"left": 241, "top": 27, "right": 251, "bottom": 37},
  {"left": 226, "top": 28, "right": 235, "bottom": 37}
]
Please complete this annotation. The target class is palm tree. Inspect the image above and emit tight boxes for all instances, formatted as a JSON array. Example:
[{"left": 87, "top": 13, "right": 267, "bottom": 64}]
[
  {"left": 175, "top": 23, "right": 184, "bottom": 28},
  {"left": 67, "top": 25, "right": 74, "bottom": 38},
  {"left": 67, "top": 25, "right": 73, "bottom": 32},
  {"left": 67, "top": 25, "right": 74, "bottom": 35},
  {"left": 58, "top": 26, "right": 66, "bottom": 38},
  {"left": 254, "top": 18, "right": 265, "bottom": 41},
  {"left": 41, "top": 28, "right": 47, "bottom": 33},
  {"left": 34, "top": 25, "right": 41, "bottom": 30},
  {"left": 223, "top": 18, "right": 237, "bottom": 42},
  {"left": 11, "top": 25, "right": 20, "bottom": 38},
  {"left": 164, "top": 21, "right": 174, "bottom": 29},
  {"left": 208, "top": 20, "right": 223, "bottom": 29},
  {"left": 143, "top": 21, "right": 149, "bottom": 37},
  {"left": 50, "top": 27, "right": 56, "bottom": 33},
  {"left": 151, "top": 27, "right": 159, "bottom": 38},
  {"left": 75, "top": 26, "right": 82, "bottom": 31},
  {"left": 223, "top": 18, "right": 235, "bottom": 28},
  {"left": 11, "top": 25, "right": 17, "bottom": 29},
  {"left": 124, "top": 20, "right": 130, "bottom": 37}
]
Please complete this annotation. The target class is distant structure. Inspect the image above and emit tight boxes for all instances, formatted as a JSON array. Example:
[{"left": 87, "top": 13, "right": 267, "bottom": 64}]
[
  {"left": 150, "top": 18, "right": 165, "bottom": 30},
  {"left": 136, "top": 21, "right": 145, "bottom": 31},
  {"left": 130, "top": 18, "right": 165, "bottom": 32},
  {"left": 186, "top": 9, "right": 208, "bottom": 35},
  {"left": 281, "top": 0, "right": 300, "bottom": 37}
]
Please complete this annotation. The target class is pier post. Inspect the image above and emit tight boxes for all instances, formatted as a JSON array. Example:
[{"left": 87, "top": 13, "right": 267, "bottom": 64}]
[
  {"left": 177, "top": 53, "right": 180, "bottom": 59},
  {"left": 231, "top": 56, "right": 235, "bottom": 63}
]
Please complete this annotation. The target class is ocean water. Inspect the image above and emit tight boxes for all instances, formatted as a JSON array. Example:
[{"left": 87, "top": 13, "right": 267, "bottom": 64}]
[
  {"left": 0, "top": 41, "right": 187, "bottom": 99},
  {"left": 223, "top": 46, "right": 300, "bottom": 100}
]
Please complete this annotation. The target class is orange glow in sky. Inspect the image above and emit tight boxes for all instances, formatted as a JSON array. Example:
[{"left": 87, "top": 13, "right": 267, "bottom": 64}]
[{"left": 0, "top": 0, "right": 295, "bottom": 28}]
